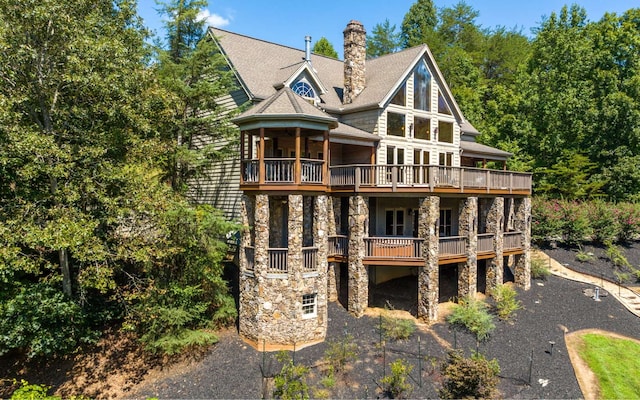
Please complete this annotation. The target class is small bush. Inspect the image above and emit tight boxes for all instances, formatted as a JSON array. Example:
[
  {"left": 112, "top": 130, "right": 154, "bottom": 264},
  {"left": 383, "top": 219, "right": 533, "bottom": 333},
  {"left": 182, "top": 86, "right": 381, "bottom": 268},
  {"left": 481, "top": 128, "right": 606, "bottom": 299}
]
[
  {"left": 531, "top": 258, "right": 551, "bottom": 280},
  {"left": 273, "top": 351, "right": 310, "bottom": 400},
  {"left": 560, "top": 201, "right": 592, "bottom": 246},
  {"left": 439, "top": 350, "right": 500, "bottom": 399},
  {"left": 532, "top": 198, "right": 564, "bottom": 244},
  {"left": 380, "top": 304, "right": 416, "bottom": 341},
  {"left": 381, "top": 358, "right": 413, "bottom": 399},
  {"left": 492, "top": 284, "right": 521, "bottom": 320},
  {"left": 575, "top": 247, "right": 594, "bottom": 262},
  {"left": 323, "top": 334, "right": 357, "bottom": 372},
  {"left": 447, "top": 296, "right": 495, "bottom": 341},
  {"left": 10, "top": 380, "right": 59, "bottom": 400},
  {"left": 605, "top": 241, "right": 632, "bottom": 269}
]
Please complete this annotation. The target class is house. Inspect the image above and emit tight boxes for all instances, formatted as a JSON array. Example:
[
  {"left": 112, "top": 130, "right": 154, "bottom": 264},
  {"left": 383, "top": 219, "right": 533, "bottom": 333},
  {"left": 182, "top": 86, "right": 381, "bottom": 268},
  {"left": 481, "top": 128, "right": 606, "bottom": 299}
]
[{"left": 201, "top": 20, "right": 532, "bottom": 348}]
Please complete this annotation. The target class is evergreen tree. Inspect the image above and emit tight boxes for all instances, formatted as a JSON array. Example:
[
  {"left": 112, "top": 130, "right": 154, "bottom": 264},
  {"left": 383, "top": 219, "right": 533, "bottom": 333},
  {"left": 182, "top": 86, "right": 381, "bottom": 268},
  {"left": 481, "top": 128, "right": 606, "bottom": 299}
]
[
  {"left": 400, "top": 0, "right": 437, "bottom": 48},
  {"left": 367, "top": 19, "right": 401, "bottom": 58},
  {"left": 312, "top": 37, "right": 338, "bottom": 58}
]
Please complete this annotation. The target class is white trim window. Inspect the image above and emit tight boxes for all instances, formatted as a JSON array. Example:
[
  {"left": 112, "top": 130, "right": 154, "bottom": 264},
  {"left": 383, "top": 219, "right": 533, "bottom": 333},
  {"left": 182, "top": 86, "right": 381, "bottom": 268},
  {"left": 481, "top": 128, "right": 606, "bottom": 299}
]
[{"left": 302, "top": 294, "right": 317, "bottom": 318}]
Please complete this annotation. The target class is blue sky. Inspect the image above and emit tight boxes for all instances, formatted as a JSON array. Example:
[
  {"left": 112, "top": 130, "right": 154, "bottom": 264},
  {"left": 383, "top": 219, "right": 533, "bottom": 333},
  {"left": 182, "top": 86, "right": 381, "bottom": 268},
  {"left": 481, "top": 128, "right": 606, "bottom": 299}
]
[{"left": 137, "top": 0, "right": 639, "bottom": 57}]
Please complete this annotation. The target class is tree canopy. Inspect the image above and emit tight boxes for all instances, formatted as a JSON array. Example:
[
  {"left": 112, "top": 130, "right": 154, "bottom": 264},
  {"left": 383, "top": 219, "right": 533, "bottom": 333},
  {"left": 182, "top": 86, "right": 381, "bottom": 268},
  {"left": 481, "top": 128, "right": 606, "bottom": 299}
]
[{"left": 312, "top": 37, "right": 339, "bottom": 58}]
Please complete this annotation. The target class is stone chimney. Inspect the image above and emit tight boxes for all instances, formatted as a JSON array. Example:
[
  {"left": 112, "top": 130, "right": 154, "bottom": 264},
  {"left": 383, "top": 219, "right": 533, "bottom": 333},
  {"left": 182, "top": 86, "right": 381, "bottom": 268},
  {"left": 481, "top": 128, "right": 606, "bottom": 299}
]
[{"left": 343, "top": 20, "right": 366, "bottom": 104}]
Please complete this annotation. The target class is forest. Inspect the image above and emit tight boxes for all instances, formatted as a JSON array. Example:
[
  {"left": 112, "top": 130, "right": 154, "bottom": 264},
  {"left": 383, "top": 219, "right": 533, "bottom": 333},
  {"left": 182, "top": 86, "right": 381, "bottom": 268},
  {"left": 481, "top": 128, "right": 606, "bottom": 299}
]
[{"left": 1, "top": 0, "right": 640, "bottom": 362}]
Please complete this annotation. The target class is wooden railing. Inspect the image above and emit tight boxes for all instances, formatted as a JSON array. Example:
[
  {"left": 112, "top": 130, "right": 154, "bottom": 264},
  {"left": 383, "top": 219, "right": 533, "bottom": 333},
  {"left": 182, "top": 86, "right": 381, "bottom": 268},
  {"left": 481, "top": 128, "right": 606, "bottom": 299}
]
[
  {"left": 329, "top": 164, "right": 532, "bottom": 193},
  {"left": 267, "top": 248, "right": 288, "bottom": 274},
  {"left": 241, "top": 158, "right": 324, "bottom": 184},
  {"left": 439, "top": 236, "right": 466, "bottom": 257},
  {"left": 245, "top": 246, "right": 255, "bottom": 272},
  {"left": 328, "top": 235, "right": 348, "bottom": 257},
  {"left": 504, "top": 231, "right": 523, "bottom": 251},
  {"left": 364, "top": 237, "right": 424, "bottom": 258},
  {"left": 302, "top": 247, "right": 318, "bottom": 273},
  {"left": 477, "top": 233, "right": 494, "bottom": 253}
]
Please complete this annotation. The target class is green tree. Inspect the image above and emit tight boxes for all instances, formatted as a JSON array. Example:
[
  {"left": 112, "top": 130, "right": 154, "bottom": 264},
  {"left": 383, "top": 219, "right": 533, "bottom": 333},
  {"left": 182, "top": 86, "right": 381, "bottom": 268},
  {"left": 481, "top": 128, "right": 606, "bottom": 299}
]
[
  {"left": 366, "top": 19, "right": 401, "bottom": 58},
  {"left": 155, "top": 0, "right": 237, "bottom": 192},
  {"left": 312, "top": 37, "right": 338, "bottom": 59},
  {"left": 400, "top": 0, "right": 437, "bottom": 48}
]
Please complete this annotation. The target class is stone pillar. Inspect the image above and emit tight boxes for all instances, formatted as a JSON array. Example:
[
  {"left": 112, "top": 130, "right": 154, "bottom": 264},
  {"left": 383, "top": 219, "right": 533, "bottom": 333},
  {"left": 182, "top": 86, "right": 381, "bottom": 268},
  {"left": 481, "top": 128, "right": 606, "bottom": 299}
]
[
  {"left": 457, "top": 197, "right": 478, "bottom": 298},
  {"left": 418, "top": 196, "right": 439, "bottom": 322},
  {"left": 485, "top": 197, "right": 504, "bottom": 294},
  {"left": 514, "top": 197, "right": 532, "bottom": 290},
  {"left": 239, "top": 194, "right": 252, "bottom": 273},
  {"left": 313, "top": 195, "right": 329, "bottom": 336},
  {"left": 348, "top": 195, "right": 368, "bottom": 317},
  {"left": 239, "top": 194, "right": 269, "bottom": 343},
  {"left": 288, "top": 195, "right": 303, "bottom": 278},
  {"left": 327, "top": 262, "right": 339, "bottom": 302}
]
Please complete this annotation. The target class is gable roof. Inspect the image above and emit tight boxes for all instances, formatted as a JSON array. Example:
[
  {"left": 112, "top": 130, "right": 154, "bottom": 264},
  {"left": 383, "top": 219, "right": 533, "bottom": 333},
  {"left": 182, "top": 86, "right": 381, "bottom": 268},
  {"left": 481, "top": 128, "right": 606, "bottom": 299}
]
[{"left": 209, "top": 26, "right": 482, "bottom": 137}]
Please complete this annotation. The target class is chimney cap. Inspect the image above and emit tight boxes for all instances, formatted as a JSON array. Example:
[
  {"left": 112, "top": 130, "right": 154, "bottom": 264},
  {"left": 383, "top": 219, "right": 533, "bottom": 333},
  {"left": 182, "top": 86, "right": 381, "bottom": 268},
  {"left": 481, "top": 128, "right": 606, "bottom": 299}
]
[{"left": 344, "top": 20, "right": 365, "bottom": 34}]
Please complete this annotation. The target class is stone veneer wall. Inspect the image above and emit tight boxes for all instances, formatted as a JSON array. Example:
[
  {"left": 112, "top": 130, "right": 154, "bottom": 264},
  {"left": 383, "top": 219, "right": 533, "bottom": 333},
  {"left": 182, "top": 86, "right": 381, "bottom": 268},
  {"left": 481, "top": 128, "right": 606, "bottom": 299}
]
[
  {"left": 514, "top": 197, "right": 532, "bottom": 290},
  {"left": 239, "top": 194, "right": 328, "bottom": 347},
  {"left": 348, "top": 195, "right": 368, "bottom": 317},
  {"left": 418, "top": 196, "right": 440, "bottom": 322},
  {"left": 484, "top": 197, "right": 505, "bottom": 294},
  {"left": 457, "top": 197, "right": 478, "bottom": 298}
]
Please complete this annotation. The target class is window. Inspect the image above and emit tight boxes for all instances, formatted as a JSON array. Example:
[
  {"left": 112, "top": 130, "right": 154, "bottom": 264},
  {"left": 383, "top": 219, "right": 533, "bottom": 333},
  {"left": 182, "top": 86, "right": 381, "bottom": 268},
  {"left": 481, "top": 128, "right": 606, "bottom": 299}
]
[
  {"left": 413, "top": 149, "right": 430, "bottom": 184},
  {"left": 386, "top": 209, "right": 405, "bottom": 236},
  {"left": 414, "top": 117, "right": 431, "bottom": 140},
  {"left": 386, "top": 146, "right": 404, "bottom": 183},
  {"left": 438, "top": 90, "right": 452, "bottom": 115},
  {"left": 292, "top": 81, "right": 315, "bottom": 99},
  {"left": 302, "top": 294, "right": 317, "bottom": 318},
  {"left": 387, "top": 112, "right": 405, "bottom": 136},
  {"left": 390, "top": 83, "right": 406, "bottom": 106},
  {"left": 438, "top": 121, "right": 454, "bottom": 143},
  {"left": 439, "top": 209, "right": 452, "bottom": 237},
  {"left": 439, "top": 152, "right": 453, "bottom": 166},
  {"left": 414, "top": 60, "right": 431, "bottom": 111}
]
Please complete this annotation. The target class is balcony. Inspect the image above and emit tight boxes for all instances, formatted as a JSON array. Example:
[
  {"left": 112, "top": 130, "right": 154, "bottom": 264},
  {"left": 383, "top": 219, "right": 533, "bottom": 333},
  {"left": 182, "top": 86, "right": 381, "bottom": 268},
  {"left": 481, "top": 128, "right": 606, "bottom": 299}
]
[
  {"left": 242, "top": 158, "right": 324, "bottom": 185},
  {"left": 329, "top": 164, "right": 532, "bottom": 194}
]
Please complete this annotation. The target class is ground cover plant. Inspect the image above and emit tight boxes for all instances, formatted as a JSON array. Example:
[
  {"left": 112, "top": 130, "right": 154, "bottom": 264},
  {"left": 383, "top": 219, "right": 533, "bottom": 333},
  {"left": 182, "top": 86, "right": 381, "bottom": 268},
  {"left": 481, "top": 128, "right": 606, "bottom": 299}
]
[
  {"left": 577, "top": 333, "right": 640, "bottom": 399},
  {"left": 447, "top": 296, "right": 495, "bottom": 341}
]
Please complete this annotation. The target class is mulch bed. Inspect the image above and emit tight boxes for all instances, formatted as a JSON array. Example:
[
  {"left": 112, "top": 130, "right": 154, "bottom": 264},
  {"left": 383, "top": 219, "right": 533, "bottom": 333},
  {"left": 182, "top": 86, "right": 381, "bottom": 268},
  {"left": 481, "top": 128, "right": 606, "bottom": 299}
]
[
  {"left": 132, "top": 243, "right": 640, "bottom": 399},
  {"left": 542, "top": 241, "right": 640, "bottom": 284}
]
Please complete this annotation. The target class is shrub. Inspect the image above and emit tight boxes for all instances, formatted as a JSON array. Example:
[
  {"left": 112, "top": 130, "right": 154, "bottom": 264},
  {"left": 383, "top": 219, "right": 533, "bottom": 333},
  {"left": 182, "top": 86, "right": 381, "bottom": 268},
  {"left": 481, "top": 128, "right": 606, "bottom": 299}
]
[
  {"left": 323, "top": 333, "right": 357, "bottom": 372},
  {"left": 559, "top": 200, "right": 592, "bottom": 246},
  {"left": 605, "top": 241, "right": 632, "bottom": 270},
  {"left": 381, "top": 358, "right": 413, "bottom": 399},
  {"left": 492, "top": 284, "right": 521, "bottom": 320},
  {"left": 0, "top": 283, "right": 99, "bottom": 358},
  {"left": 575, "top": 246, "right": 594, "bottom": 262},
  {"left": 590, "top": 201, "right": 620, "bottom": 244},
  {"left": 439, "top": 350, "right": 500, "bottom": 399},
  {"left": 447, "top": 296, "right": 495, "bottom": 341},
  {"left": 616, "top": 203, "right": 640, "bottom": 242},
  {"left": 532, "top": 198, "right": 564, "bottom": 243},
  {"left": 10, "top": 380, "right": 59, "bottom": 400},
  {"left": 379, "top": 303, "right": 416, "bottom": 341},
  {"left": 531, "top": 258, "right": 551, "bottom": 280},
  {"left": 273, "top": 351, "right": 310, "bottom": 400}
]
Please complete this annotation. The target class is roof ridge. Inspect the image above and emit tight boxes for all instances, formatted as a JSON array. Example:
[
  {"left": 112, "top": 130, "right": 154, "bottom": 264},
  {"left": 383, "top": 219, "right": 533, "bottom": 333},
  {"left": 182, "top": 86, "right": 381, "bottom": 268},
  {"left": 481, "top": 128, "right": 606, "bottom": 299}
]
[
  {"left": 254, "top": 88, "right": 285, "bottom": 114},
  {"left": 284, "top": 87, "right": 304, "bottom": 114}
]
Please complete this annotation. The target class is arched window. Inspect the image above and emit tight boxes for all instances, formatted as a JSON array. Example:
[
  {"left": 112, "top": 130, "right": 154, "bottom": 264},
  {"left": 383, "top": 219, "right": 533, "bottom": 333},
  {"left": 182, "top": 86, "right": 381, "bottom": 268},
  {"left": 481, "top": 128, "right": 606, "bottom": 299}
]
[{"left": 292, "top": 81, "right": 316, "bottom": 99}]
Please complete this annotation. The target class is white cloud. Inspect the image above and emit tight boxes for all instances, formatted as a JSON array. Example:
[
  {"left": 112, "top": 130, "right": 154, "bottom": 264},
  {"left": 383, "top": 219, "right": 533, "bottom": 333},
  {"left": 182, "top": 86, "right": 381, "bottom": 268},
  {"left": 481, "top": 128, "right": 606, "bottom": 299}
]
[{"left": 197, "top": 9, "right": 230, "bottom": 28}]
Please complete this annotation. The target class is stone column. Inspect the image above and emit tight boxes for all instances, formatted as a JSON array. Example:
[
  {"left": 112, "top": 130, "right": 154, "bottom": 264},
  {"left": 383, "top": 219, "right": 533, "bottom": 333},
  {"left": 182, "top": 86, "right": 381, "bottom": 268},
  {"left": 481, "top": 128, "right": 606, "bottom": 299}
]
[
  {"left": 457, "top": 197, "right": 478, "bottom": 298},
  {"left": 485, "top": 197, "right": 504, "bottom": 294},
  {"left": 348, "top": 195, "right": 368, "bottom": 317},
  {"left": 314, "top": 195, "right": 329, "bottom": 330},
  {"left": 239, "top": 194, "right": 252, "bottom": 273},
  {"left": 327, "top": 196, "right": 339, "bottom": 302},
  {"left": 418, "top": 196, "right": 439, "bottom": 322},
  {"left": 514, "top": 197, "right": 532, "bottom": 290},
  {"left": 288, "top": 194, "right": 303, "bottom": 278},
  {"left": 239, "top": 194, "right": 269, "bottom": 343}
]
